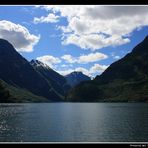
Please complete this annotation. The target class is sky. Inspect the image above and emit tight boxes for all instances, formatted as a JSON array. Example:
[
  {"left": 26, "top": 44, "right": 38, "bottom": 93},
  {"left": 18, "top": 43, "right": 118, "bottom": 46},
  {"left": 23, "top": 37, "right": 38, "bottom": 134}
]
[{"left": 0, "top": 5, "right": 148, "bottom": 78}]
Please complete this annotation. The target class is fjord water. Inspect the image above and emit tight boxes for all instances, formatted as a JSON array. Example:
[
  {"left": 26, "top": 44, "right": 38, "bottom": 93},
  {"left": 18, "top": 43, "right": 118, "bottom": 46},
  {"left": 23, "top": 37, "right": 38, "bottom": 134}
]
[{"left": 0, "top": 103, "right": 148, "bottom": 142}]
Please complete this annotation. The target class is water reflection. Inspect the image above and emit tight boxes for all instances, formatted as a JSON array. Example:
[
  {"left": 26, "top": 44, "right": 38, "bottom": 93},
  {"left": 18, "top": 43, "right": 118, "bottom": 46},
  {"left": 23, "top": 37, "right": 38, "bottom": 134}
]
[{"left": 0, "top": 103, "right": 148, "bottom": 142}]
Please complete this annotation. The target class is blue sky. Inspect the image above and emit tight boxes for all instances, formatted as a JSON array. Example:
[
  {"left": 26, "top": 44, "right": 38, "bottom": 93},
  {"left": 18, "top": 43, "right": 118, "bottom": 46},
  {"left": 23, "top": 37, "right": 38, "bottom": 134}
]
[{"left": 0, "top": 5, "right": 148, "bottom": 78}]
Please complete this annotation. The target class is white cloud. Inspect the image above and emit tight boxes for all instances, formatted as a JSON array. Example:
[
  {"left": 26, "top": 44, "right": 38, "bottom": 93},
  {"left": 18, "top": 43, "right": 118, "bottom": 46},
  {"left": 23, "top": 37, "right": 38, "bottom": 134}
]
[
  {"left": 75, "top": 67, "right": 90, "bottom": 76},
  {"left": 37, "top": 5, "right": 85, "bottom": 20},
  {"left": 36, "top": 52, "right": 108, "bottom": 75},
  {"left": 114, "top": 55, "right": 121, "bottom": 60},
  {"left": 37, "top": 5, "right": 148, "bottom": 51},
  {"left": 57, "top": 67, "right": 90, "bottom": 76},
  {"left": 34, "top": 13, "right": 59, "bottom": 24},
  {"left": 90, "top": 64, "right": 109, "bottom": 74},
  {"left": 61, "top": 54, "right": 76, "bottom": 63},
  {"left": 61, "top": 64, "right": 67, "bottom": 67},
  {"left": 36, "top": 53, "right": 108, "bottom": 76},
  {"left": 37, "top": 55, "right": 61, "bottom": 68},
  {"left": 78, "top": 52, "right": 108, "bottom": 63},
  {"left": 61, "top": 52, "right": 108, "bottom": 64},
  {"left": 57, "top": 63, "right": 109, "bottom": 77},
  {"left": 0, "top": 20, "right": 40, "bottom": 52},
  {"left": 57, "top": 69, "right": 74, "bottom": 76},
  {"left": 62, "top": 34, "right": 130, "bottom": 50},
  {"left": 61, "top": 64, "right": 73, "bottom": 68},
  {"left": 111, "top": 52, "right": 121, "bottom": 60}
]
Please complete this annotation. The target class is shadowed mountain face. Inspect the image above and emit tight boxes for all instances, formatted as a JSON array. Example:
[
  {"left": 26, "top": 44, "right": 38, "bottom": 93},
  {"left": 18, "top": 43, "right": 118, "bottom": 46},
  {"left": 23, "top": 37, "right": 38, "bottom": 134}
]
[
  {"left": 0, "top": 39, "right": 62, "bottom": 101},
  {"left": 0, "top": 80, "right": 12, "bottom": 103},
  {"left": 65, "top": 71, "right": 91, "bottom": 87},
  {"left": 30, "top": 60, "right": 71, "bottom": 98},
  {"left": 1, "top": 36, "right": 148, "bottom": 103},
  {"left": 95, "top": 36, "right": 148, "bottom": 83},
  {"left": 66, "top": 36, "right": 148, "bottom": 102}
]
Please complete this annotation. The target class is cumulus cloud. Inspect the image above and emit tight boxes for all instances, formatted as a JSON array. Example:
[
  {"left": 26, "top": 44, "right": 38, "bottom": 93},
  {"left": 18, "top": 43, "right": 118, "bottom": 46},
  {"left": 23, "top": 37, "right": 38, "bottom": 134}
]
[
  {"left": 75, "top": 67, "right": 90, "bottom": 76},
  {"left": 0, "top": 20, "right": 40, "bottom": 52},
  {"left": 57, "top": 67, "right": 89, "bottom": 76},
  {"left": 111, "top": 52, "right": 121, "bottom": 60},
  {"left": 62, "top": 34, "right": 130, "bottom": 50},
  {"left": 57, "top": 63, "right": 109, "bottom": 77},
  {"left": 61, "top": 54, "right": 76, "bottom": 63},
  {"left": 37, "top": 5, "right": 148, "bottom": 50},
  {"left": 36, "top": 53, "right": 108, "bottom": 76},
  {"left": 34, "top": 13, "right": 59, "bottom": 24},
  {"left": 37, "top": 55, "right": 61, "bottom": 68},
  {"left": 61, "top": 52, "right": 108, "bottom": 64},
  {"left": 78, "top": 52, "right": 108, "bottom": 63},
  {"left": 57, "top": 69, "right": 74, "bottom": 76},
  {"left": 90, "top": 64, "right": 109, "bottom": 73},
  {"left": 61, "top": 64, "right": 73, "bottom": 68}
]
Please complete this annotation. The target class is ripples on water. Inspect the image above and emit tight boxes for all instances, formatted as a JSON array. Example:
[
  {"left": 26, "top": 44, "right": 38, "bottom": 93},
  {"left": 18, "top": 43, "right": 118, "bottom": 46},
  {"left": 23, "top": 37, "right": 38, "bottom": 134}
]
[{"left": 0, "top": 103, "right": 148, "bottom": 142}]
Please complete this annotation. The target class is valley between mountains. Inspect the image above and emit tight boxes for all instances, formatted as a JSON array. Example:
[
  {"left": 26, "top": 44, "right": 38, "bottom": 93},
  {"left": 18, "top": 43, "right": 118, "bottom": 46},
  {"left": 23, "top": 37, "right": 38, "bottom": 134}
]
[{"left": 0, "top": 36, "right": 148, "bottom": 102}]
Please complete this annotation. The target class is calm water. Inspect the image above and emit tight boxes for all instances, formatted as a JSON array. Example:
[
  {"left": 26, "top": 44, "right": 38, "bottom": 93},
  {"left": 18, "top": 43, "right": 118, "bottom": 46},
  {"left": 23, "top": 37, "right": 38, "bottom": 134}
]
[{"left": 0, "top": 103, "right": 148, "bottom": 142}]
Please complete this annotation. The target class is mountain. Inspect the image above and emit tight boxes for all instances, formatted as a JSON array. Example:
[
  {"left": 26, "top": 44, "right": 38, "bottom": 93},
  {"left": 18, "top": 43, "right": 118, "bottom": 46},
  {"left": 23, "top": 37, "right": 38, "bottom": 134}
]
[
  {"left": 30, "top": 59, "right": 71, "bottom": 98},
  {"left": 0, "top": 79, "right": 49, "bottom": 103},
  {"left": 66, "top": 36, "right": 148, "bottom": 102},
  {"left": 0, "top": 79, "right": 13, "bottom": 103},
  {"left": 0, "top": 39, "right": 62, "bottom": 102},
  {"left": 65, "top": 71, "right": 91, "bottom": 87}
]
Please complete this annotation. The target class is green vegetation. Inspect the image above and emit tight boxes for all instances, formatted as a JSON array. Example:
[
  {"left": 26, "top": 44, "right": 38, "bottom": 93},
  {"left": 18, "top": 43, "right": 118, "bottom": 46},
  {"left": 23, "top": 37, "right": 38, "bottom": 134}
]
[
  {"left": 66, "top": 79, "right": 148, "bottom": 102},
  {"left": 1, "top": 36, "right": 148, "bottom": 103},
  {"left": 66, "top": 36, "right": 148, "bottom": 102},
  {"left": 0, "top": 39, "right": 62, "bottom": 102},
  {"left": 0, "top": 80, "right": 14, "bottom": 102},
  {"left": 0, "top": 79, "right": 50, "bottom": 103}
]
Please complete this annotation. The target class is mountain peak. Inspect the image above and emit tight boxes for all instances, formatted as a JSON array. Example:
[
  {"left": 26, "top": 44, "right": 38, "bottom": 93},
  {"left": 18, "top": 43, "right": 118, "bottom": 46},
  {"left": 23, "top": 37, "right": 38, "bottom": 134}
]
[
  {"left": 30, "top": 59, "right": 71, "bottom": 96},
  {"left": 30, "top": 59, "right": 49, "bottom": 69},
  {"left": 0, "top": 40, "right": 63, "bottom": 101},
  {"left": 71, "top": 71, "right": 83, "bottom": 75},
  {"left": 67, "top": 35, "right": 148, "bottom": 102},
  {"left": 66, "top": 71, "right": 90, "bottom": 78},
  {"left": 65, "top": 71, "right": 91, "bottom": 87}
]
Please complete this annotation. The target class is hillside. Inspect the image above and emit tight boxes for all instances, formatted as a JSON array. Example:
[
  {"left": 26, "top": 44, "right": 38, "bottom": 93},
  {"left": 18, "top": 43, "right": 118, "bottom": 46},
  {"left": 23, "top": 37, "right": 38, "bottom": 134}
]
[
  {"left": 0, "top": 79, "right": 49, "bottom": 103},
  {"left": 66, "top": 36, "right": 148, "bottom": 102},
  {"left": 65, "top": 71, "right": 91, "bottom": 87},
  {"left": 0, "top": 39, "right": 62, "bottom": 102},
  {"left": 30, "top": 60, "right": 71, "bottom": 99}
]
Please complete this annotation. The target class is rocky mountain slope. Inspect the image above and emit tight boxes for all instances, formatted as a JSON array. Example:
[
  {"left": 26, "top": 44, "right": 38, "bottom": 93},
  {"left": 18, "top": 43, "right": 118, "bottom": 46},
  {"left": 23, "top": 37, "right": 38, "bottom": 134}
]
[
  {"left": 65, "top": 71, "right": 91, "bottom": 87},
  {"left": 0, "top": 39, "right": 62, "bottom": 102},
  {"left": 30, "top": 59, "right": 71, "bottom": 98},
  {"left": 66, "top": 36, "right": 148, "bottom": 102}
]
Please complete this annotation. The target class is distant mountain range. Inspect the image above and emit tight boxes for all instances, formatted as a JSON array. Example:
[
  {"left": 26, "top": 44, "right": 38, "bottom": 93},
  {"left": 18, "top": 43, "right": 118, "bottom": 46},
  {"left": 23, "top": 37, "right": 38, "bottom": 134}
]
[
  {"left": 66, "top": 36, "right": 148, "bottom": 102},
  {"left": 0, "top": 39, "right": 63, "bottom": 102},
  {"left": 65, "top": 71, "right": 91, "bottom": 87},
  {"left": 1, "top": 36, "right": 148, "bottom": 102},
  {"left": 0, "top": 39, "right": 90, "bottom": 102},
  {"left": 30, "top": 59, "right": 71, "bottom": 98}
]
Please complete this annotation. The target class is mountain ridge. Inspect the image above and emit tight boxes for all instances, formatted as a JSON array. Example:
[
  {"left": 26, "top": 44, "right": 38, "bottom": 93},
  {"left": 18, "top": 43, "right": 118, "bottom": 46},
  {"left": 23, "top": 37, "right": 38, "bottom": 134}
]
[
  {"left": 66, "top": 35, "right": 148, "bottom": 102},
  {"left": 1, "top": 36, "right": 148, "bottom": 102},
  {"left": 30, "top": 59, "right": 71, "bottom": 99},
  {"left": 0, "top": 39, "right": 62, "bottom": 102},
  {"left": 65, "top": 71, "right": 91, "bottom": 87}
]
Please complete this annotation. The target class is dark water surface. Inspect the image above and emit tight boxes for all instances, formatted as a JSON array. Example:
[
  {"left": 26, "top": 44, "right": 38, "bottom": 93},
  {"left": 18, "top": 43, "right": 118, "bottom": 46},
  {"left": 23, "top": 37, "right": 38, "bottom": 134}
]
[{"left": 0, "top": 103, "right": 148, "bottom": 142}]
